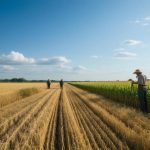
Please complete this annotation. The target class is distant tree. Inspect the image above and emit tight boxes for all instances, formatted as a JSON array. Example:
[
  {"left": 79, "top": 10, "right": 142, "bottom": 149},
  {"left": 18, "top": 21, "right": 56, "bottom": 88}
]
[
  {"left": 10, "top": 78, "right": 27, "bottom": 82},
  {"left": 128, "top": 79, "right": 133, "bottom": 82}
]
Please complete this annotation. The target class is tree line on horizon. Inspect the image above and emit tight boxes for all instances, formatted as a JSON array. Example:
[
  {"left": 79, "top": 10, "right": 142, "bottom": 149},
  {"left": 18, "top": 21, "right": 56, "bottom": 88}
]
[
  {"left": 0, "top": 78, "right": 58, "bottom": 83},
  {"left": 0, "top": 78, "right": 150, "bottom": 83}
]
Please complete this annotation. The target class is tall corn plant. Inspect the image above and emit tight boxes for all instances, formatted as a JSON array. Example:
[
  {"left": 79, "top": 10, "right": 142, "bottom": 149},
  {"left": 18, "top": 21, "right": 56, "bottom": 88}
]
[{"left": 70, "top": 81, "right": 150, "bottom": 112}]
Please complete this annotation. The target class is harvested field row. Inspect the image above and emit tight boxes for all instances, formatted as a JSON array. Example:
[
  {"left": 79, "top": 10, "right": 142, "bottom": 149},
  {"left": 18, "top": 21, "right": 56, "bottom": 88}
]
[
  {"left": 66, "top": 84, "right": 150, "bottom": 150},
  {"left": 0, "top": 83, "right": 150, "bottom": 150},
  {"left": 0, "top": 89, "right": 58, "bottom": 149}
]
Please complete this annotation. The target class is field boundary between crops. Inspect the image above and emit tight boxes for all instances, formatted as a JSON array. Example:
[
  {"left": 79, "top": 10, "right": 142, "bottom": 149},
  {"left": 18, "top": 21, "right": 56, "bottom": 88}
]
[{"left": 69, "top": 83, "right": 150, "bottom": 113}]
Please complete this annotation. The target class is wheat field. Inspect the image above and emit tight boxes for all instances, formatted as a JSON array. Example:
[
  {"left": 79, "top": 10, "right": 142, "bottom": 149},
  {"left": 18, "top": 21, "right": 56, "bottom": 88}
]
[
  {"left": 0, "top": 83, "right": 150, "bottom": 150},
  {"left": 0, "top": 83, "right": 46, "bottom": 108},
  {"left": 0, "top": 82, "right": 46, "bottom": 95}
]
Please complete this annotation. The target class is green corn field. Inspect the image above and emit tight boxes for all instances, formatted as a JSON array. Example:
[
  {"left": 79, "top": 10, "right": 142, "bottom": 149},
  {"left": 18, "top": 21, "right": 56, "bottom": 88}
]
[{"left": 70, "top": 81, "right": 150, "bottom": 112}]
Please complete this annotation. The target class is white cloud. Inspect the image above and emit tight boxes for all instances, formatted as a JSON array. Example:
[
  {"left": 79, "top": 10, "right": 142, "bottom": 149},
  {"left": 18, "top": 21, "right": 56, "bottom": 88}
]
[
  {"left": 114, "top": 51, "right": 137, "bottom": 59},
  {"left": 0, "top": 51, "right": 71, "bottom": 68},
  {"left": 144, "top": 16, "right": 150, "bottom": 21},
  {"left": 0, "top": 51, "right": 35, "bottom": 65},
  {"left": 38, "top": 56, "right": 70, "bottom": 67},
  {"left": 114, "top": 48, "right": 126, "bottom": 52},
  {"left": 2, "top": 65, "right": 16, "bottom": 71},
  {"left": 7, "top": 51, "right": 34, "bottom": 63},
  {"left": 0, "top": 51, "right": 89, "bottom": 76},
  {"left": 135, "top": 20, "right": 141, "bottom": 23},
  {"left": 133, "top": 16, "right": 150, "bottom": 26},
  {"left": 73, "top": 65, "right": 87, "bottom": 71},
  {"left": 124, "top": 40, "right": 142, "bottom": 46},
  {"left": 142, "top": 23, "right": 149, "bottom": 26},
  {"left": 91, "top": 55, "right": 99, "bottom": 59}
]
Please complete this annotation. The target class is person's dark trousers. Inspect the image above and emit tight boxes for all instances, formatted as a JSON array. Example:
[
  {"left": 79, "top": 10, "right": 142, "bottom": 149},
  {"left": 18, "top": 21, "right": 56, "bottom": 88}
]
[{"left": 138, "top": 85, "right": 148, "bottom": 113}]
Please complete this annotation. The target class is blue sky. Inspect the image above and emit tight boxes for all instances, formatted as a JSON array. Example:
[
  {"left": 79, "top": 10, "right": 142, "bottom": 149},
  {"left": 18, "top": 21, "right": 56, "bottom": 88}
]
[{"left": 0, "top": 0, "right": 150, "bottom": 80}]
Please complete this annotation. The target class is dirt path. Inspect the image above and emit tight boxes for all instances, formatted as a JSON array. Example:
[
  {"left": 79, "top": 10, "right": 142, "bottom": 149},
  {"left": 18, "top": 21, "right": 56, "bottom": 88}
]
[{"left": 0, "top": 84, "right": 150, "bottom": 150}]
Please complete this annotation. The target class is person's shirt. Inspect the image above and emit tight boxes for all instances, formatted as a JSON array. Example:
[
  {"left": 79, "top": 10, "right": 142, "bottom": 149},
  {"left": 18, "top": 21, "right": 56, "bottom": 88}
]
[{"left": 137, "top": 74, "right": 147, "bottom": 85}]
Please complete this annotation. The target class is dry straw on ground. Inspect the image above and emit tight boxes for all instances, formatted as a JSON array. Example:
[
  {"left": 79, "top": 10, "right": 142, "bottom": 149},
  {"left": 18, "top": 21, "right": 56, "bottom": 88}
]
[
  {"left": 0, "top": 83, "right": 46, "bottom": 107},
  {"left": 0, "top": 83, "right": 150, "bottom": 150}
]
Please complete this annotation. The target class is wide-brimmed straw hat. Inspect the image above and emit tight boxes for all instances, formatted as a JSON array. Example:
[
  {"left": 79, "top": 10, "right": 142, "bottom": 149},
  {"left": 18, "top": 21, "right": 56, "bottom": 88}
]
[{"left": 133, "top": 69, "right": 142, "bottom": 74}]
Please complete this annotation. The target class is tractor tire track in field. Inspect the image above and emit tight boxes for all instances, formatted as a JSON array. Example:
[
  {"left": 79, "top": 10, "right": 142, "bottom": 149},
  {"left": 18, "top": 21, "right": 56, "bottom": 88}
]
[
  {"left": 0, "top": 83, "right": 150, "bottom": 150},
  {"left": 54, "top": 90, "right": 66, "bottom": 150}
]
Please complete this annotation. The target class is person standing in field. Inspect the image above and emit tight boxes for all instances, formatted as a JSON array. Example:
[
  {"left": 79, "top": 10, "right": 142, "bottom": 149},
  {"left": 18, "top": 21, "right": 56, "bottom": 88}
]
[
  {"left": 60, "top": 79, "right": 64, "bottom": 89},
  {"left": 47, "top": 79, "right": 51, "bottom": 89},
  {"left": 131, "top": 69, "right": 148, "bottom": 113}
]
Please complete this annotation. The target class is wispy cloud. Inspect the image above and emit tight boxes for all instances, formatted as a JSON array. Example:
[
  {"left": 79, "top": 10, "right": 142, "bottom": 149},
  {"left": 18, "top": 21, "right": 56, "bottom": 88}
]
[
  {"left": 133, "top": 16, "right": 150, "bottom": 26},
  {"left": 114, "top": 51, "right": 137, "bottom": 59},
  {"left": 2, "top": 65, "right": 16, "bottom": 71},
  {"left": 143, "top": 16, "right": 150, "bottom": 21},
  {"left": 38, "top": 56, "right": 70, "bottom": 67},
  {"left": 74, "top": 65, "right": 87, "bottom": 70},
  {"left": 135, "top": 20, "right": 141, "bottom": 24},
  {"left": 114, "top": 48, "right": 126, "bottom": 52},
  {"left": 124, "top": 40, "right": 142, "bottom": 46},
  {"left": 91, "top": 55, "right": 99, "bottom": 59},
  {"left": 73, "top": 65, "right": 87, "bottom": 71}
]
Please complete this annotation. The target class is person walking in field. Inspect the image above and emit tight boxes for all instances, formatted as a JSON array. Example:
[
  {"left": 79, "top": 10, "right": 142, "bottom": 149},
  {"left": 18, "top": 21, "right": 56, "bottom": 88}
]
[
  {"left": 47, "top": 79, "right": 51, "bottom": 89},
  {"left": 60, "top": 79, "right": 64, "bottom": 89},
  {"left": 131, "top": 69, "right": 148, "bottom": 113}
]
